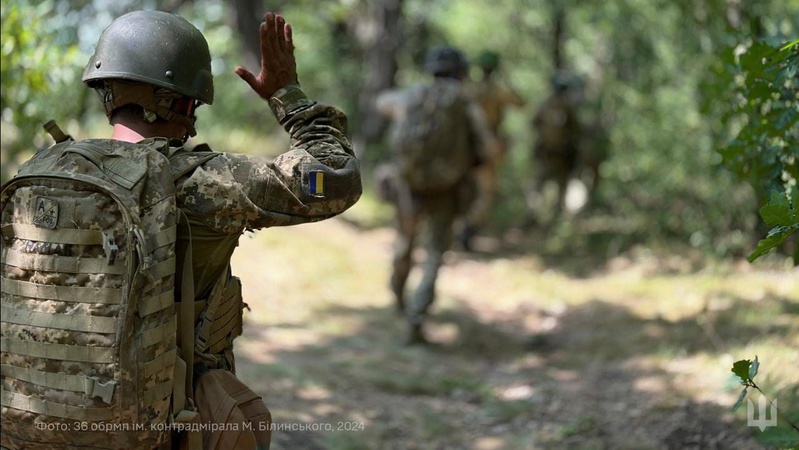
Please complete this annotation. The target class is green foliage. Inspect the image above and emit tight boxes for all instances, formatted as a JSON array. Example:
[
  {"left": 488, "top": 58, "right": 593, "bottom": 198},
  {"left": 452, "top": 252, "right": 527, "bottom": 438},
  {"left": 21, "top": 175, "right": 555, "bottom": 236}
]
[
  {"left": 749, "top": 189, "right": 799, "bottom": 262},
  {"left": 2, "top": 0, "right": 798, "bottom": 259},
  {"left": 714, "top": 36, "right": 799, "bottom": 264},
  {"left": 1, "top": 0, "right": 83, "bottom": 181}
]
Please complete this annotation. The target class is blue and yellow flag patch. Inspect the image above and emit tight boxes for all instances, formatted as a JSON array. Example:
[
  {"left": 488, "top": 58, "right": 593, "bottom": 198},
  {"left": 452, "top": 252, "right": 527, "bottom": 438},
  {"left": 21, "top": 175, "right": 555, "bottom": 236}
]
[{"left": 308, "top": 171, "right": 325, "bottom": 197}]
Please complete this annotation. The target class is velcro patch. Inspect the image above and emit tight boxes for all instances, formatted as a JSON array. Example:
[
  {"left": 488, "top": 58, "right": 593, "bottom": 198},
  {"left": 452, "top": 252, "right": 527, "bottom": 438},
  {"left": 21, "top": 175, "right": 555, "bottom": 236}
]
[{"left": 32, "top": 196, "right": 59, "bottom": 229}]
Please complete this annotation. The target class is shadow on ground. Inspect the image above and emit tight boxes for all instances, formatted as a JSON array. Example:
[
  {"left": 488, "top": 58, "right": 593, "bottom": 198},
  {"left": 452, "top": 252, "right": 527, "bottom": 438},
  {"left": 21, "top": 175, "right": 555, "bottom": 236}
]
[{"left": 233, "top": 294, "right": 791, "bottom": 449}]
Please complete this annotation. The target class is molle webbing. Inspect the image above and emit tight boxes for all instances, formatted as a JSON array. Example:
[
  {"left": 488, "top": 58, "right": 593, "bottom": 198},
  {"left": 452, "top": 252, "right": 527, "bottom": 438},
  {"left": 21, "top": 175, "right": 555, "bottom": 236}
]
[
  {"left": 2, "top": 390, "right": 114, "bottom": 421},
  {"left": 206, "top": 277, "right": 244, "bottom": 354},
  {"left": 1, "top": 305, "right": 117, "bottom": 333},
  {"left": 1, "top": 138, "right": 179, "bottom": 448},
  {"left": 1, "top": 337, "right": 115, "bottom": 363}
]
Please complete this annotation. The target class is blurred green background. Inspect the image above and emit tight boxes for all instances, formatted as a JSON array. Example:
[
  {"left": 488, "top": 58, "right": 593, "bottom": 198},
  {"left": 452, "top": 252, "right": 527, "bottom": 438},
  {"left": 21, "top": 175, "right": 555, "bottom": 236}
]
[{"left": 2, "top": 0, "right": 797, "bottom": 260}]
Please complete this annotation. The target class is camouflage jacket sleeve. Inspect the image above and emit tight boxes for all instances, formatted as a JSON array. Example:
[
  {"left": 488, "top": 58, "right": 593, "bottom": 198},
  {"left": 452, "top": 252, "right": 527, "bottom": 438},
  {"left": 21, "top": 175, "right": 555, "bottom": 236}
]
[
  {"left": 375, "top": 89, "right": 405, "bottom": 120},
  {"left": 176, "top": 84, "right": 362, "bottom": 234},
  {"left": 465, "top": 97, "right": 501, "bottom": 165}
]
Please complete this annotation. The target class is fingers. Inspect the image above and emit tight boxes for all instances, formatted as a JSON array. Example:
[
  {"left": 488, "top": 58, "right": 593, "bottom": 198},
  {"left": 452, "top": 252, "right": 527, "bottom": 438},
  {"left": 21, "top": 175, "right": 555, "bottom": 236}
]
[
  {"left": 284, "top": 24, "right": 293, "bottom": 50},
  {"left": 262, "top": 12, "right": 292, "bottom": 55},
  {"left": 237, "top": 11, "right": 296, "bottom": 98},
  {"left": 235, "top": 66, "right": 257, "bottom": 89}
]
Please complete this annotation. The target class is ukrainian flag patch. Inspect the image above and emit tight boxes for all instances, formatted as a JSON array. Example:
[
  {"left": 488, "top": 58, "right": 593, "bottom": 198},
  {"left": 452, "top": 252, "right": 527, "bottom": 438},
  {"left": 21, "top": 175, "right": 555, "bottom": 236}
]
[{"left": 308, "top": 171, "right": 325, "bottom": 197}]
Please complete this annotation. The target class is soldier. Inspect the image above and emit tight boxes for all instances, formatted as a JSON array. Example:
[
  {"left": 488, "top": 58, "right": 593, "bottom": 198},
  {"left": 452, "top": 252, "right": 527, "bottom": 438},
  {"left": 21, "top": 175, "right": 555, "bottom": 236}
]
[
  {"left": 2, "top": 10, "right": 361, "bottom": 450},
  {"left": 376, "top": 46, "right": 496, "bottom": 345},
  {"left": 461, "top": 50, "right": 526, "bottom": 250},
  {"left": 526, "top": 70, "right": 582, "bottom": 228}
]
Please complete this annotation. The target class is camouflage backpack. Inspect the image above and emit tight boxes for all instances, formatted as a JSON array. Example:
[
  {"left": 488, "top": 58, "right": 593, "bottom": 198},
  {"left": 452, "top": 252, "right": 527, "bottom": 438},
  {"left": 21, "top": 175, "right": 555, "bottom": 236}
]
[
  {"left": 0, "top": 131, "right": 213, "bottom": 449},
  {"left": 389, "top": 81, "right": 479, "bottom": 193}
]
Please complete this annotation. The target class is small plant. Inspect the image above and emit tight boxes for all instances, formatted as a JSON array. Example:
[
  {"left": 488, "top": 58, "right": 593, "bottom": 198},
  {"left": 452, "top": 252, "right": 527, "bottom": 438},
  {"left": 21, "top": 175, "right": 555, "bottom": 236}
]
[{"left": 730, "top": 356, "right": 799, "bottom": 448}]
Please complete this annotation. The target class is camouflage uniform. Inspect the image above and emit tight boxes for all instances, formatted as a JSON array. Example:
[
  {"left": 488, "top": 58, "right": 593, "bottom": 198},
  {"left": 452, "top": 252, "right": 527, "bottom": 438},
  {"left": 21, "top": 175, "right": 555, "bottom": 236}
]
[
  {"left": 464, "top": 77, "right": 525, "bottom": 241},
  {"left": 528, "top": 88, "right": 581, "bottom": 226},
  {"left": 1, "top": 8, "right": 361, "bottom": 448},
  {"left": 377, "top": 74, "right": 493, "bottom": 342},
  {"left": 176, "top": 83, "right": 361, "bottom": 367}
]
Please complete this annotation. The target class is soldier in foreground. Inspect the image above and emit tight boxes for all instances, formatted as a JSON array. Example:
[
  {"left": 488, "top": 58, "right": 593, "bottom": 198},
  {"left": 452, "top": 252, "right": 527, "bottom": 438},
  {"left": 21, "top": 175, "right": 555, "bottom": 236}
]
[
  {"left": 460, "top": 50, "right": 526, "bottom": 250},
  {"left": 376, "top": 46, "right": 495, "bottom": 345},
  {"left": 1, "top": 10, "right": 360, "bottom": 449}
]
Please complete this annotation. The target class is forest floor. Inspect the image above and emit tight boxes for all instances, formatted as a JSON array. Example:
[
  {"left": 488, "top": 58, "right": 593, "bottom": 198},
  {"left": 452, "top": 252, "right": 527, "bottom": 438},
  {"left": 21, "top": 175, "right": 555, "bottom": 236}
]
[{"left": 230, "top": 202, "right": 799, "bottom": 450}]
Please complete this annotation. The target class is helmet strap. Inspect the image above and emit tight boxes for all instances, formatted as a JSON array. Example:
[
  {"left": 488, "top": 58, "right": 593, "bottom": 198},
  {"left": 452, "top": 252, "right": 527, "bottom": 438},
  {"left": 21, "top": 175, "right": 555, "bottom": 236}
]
[{"left": 99, "top": 80, "right": 198, "bottom": 137}]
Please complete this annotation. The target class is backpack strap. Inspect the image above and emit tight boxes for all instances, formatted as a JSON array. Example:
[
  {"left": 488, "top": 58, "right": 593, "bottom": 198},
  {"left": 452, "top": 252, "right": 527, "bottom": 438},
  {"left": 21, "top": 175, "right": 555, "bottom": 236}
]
[
  {"left": 174, "top": 209, "right": 196, "bottom": 411},
  {"left": 171, "top": 209, "right": 204, "bottom": 450}
]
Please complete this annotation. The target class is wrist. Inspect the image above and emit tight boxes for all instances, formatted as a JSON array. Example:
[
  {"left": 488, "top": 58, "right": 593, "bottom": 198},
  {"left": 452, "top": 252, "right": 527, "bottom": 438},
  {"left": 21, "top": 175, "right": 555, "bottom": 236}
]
[{"left": 268, "top": 84, "right": 314, "bottom": 123}]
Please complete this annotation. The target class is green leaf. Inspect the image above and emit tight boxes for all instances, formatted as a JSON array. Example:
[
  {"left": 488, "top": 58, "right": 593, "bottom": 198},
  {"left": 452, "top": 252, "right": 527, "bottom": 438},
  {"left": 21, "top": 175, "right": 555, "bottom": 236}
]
[
  {"left": 760, "top": 190, "right": 796, "bottom": 227},
  {"left": 732, "top": 359, "right": 753, "bottom": 384},
  {"left": 731, "top": 387, "right": 748, "bottom": 412},
  {"left": 749, "top": 355, "right": 759, "bottom": 380},
  {"left": 748, "top": 225, "right": 799, "bottom": 262}
]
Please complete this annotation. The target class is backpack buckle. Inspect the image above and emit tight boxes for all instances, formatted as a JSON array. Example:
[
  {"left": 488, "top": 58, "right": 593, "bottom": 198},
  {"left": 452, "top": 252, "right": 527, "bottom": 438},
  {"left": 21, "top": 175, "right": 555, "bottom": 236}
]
[
  {"left": 84, "top": 376, "right": 116, "bottom": 404},
  {"left": 102, "top": 232, "right": 118, "bottom": 265}
]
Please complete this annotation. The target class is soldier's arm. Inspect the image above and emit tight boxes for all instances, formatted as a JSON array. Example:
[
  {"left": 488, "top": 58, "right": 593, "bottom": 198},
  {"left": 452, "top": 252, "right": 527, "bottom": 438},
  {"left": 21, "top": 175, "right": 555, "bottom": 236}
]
[
  {"left": 466, "top": 100, "right": 501, "bottom": 165},
  {"left": 176, "top": 89, "right": 361, "bottom": 234},
  {"left": 375, "top": 90, "right": 404, "bottom": 119},
  {"left": 502, "top": 86, "right": 526, "bottom": 108},
  {"left": 175, "top": 12, "right": 361, "bottom": 234}
]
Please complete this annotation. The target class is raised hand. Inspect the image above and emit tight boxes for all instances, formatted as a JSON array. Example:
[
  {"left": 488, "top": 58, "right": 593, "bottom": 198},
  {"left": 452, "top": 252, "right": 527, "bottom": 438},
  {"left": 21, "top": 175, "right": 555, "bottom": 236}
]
[{"left": 235, "top": 12, "right": 298, "bottom": 100}]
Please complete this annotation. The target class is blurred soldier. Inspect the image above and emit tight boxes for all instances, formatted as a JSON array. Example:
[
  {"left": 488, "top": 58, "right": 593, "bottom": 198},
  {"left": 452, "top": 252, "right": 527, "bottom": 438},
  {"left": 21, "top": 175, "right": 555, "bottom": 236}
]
[
  {"left": 576, "top": 103, "right": 612, "bottom": 205},
  {"left": 526, "top": 70, "right": 582, "bottom": 228},
  {"left": 376, "top": 46, "right": 496, "bottom": 345},
  {"left": 1, "top": 10, "right": 360, "bottom": 450},
  {"left": 460, "top": 50, "right": 526, "bottom": 250}
]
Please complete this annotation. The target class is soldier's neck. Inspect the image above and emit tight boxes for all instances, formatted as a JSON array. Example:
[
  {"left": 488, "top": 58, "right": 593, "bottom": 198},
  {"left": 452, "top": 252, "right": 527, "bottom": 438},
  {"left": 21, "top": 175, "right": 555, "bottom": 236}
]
[
  {"left": 111, "top": 122, "right": 185, "bottom": 143},
  {"left": 111, "top": 124, "right": 148, "bottom": 143}
]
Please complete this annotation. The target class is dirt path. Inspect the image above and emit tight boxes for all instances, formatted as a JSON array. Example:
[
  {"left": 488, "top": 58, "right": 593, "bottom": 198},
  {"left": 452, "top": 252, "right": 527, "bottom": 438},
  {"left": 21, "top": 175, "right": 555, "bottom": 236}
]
[{"left": 229, "top": 214, "right": 799, "bottom": 450}]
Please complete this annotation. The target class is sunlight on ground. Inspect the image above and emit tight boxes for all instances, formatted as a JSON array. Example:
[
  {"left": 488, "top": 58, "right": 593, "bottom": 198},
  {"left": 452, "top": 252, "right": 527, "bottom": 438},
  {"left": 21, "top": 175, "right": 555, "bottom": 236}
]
[{"left": 230, "top": 216, "right": 799, "bottom": 449}]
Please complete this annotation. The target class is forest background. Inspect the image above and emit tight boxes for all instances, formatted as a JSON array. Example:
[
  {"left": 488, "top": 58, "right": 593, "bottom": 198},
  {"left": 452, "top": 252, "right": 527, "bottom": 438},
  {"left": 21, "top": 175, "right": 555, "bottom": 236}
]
[
  {"left": 2, "top": 0, "right": 797, "bottom": 259},
  {"left": 1, "top": 0, "right": 798, "bottom": 448}
]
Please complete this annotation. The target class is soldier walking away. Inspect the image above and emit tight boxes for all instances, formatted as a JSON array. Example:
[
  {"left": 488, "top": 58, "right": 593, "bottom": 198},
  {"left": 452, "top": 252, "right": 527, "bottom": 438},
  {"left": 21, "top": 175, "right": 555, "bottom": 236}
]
[
  {"left": 0, "top": 10, "right": 361, "bottom": 450},
  {"left": 376, "top": 46, "right": 495, "bottom": 345},
  {"left": 525, "top": 70, "right": 582, "bottom": 229},
  {"left": 460, "top": 50, "right": 526, "bottom": 251}
]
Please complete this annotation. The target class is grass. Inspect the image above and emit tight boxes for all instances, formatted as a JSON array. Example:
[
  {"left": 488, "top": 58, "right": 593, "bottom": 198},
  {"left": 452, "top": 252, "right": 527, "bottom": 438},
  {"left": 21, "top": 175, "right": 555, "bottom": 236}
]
[{"left": 229, "top": 198, "right": 799, "bottom": 449}]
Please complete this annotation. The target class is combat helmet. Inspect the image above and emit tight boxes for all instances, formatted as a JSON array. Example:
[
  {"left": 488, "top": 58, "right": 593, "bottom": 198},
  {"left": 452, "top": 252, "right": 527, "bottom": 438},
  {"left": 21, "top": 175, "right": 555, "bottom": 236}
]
[
  {"left": 551, "top": 69, "right": 576, "bottom": 92},
  {"left": 474, "top": 50, "right": 500, "bottom": 72},
  {"left": 423, "top": 46, "right": 469, "bottom": 79},
  {"left": 83, "top": 10, "right": 214, "bottom": 137}
]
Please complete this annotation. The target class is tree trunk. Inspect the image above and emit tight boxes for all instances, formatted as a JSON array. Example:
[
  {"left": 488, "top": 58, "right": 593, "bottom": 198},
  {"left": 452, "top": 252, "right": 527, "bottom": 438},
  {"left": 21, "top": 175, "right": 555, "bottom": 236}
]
[
  {"left": 229, "top": 0, "right": 289, "bottom": 71},
  {"left": 352, "top": 0, "right": 405, "bottom": 160}
]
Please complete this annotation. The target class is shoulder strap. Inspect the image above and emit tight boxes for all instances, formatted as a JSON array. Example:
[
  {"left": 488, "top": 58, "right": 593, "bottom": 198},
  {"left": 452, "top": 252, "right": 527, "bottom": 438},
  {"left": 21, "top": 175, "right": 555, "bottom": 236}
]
[{"left": 173, "top": 209, "right": 197, "bottom": 420}]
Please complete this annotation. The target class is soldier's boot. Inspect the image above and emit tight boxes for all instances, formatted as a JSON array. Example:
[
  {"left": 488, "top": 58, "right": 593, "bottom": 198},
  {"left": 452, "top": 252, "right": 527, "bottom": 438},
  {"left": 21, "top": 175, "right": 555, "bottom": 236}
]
[
  {"left": 390, "top": 268, "right": 410, "bottom": 315},
  {"left": 458, "top": 224, "right": 477, "bottom": 252},
  {"left": 390, "top": 281, "right": 405, "bottom": 315},
  {"left": 404, "top": 323, "right": 428, "bottom": 346}
]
